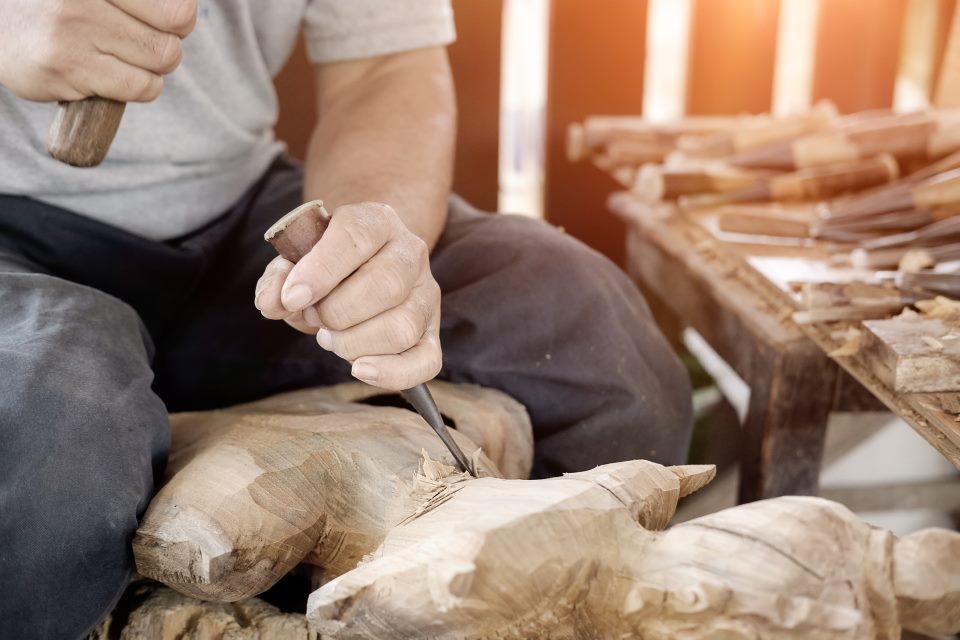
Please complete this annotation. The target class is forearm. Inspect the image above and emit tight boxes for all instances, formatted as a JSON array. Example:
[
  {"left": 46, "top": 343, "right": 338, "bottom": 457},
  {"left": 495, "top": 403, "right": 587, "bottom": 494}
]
[{"left": 303, "top": 48, "right": 456, "bottom": 248}]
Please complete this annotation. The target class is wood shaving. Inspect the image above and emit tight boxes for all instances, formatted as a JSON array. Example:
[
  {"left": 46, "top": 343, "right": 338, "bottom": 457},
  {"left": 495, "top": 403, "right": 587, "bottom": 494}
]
[
  {"left": 895, "top": 307, "right": 921, "bottom": 320},
  {"left": 898, "top": 249, "right": 935, "bottom": 273},
  {"left": 916, "top": 296, "right": 960, "bottom": 325},
  {"left": 829, "top": 328, "right": 862, "bottom": 357}
]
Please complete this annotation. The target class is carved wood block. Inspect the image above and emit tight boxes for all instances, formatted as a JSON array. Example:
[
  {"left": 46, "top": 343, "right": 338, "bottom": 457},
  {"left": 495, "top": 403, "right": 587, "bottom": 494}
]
[{"left": 861, "top": 315, "right": 960, "bottom": 392}]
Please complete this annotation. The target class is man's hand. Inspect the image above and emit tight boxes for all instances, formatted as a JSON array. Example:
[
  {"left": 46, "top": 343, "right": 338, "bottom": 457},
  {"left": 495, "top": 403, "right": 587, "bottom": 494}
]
[
  {"left": 0, "top": 0, "right": 196, "bottom": 103},
  {"left": 255, "top": 202, "right": 443, "bottom": 391}
]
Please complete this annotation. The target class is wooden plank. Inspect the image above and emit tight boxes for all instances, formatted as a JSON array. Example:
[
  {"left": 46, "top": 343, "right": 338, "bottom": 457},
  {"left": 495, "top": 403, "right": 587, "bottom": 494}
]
[
  {"left": 447, "top": 0, "right": 503, "bottom": 212},
  {"left": 685, "top": 0, "right": 779, "bottom": 115},
  {"left": 932, "top": 0, "right": 959, "bottom": 103},
  {"left": 800, "top": 321, "right": 960, "bottom": 468},
  {"left": 544, "top": 0, "right": 649, "bottom": 265},
  {"left": 812, "top": 0, "right": 908, "bottom": 112},
  {"left": 273, "top": 34, "right": 316, "bottom": 162},
  {"left": 861, "top": 316, "right": 960, "bottom": 393}
]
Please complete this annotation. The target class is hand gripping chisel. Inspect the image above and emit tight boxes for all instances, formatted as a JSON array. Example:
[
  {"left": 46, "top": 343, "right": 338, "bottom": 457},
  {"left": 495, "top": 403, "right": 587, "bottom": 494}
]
[{"left": 265, "top": 200, "right": 477, "bottom": 477}]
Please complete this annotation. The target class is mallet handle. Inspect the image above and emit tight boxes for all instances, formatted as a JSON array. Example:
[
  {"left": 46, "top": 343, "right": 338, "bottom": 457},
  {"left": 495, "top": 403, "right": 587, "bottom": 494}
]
[{"left": 47, "top": 97, "right": 126, "bottom": 167}]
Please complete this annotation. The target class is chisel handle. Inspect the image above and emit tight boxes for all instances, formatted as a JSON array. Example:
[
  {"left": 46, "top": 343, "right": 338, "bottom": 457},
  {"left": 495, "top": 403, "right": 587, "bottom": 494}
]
[{"left": 47, "top": 97, "right": 126, "bottom": 167}]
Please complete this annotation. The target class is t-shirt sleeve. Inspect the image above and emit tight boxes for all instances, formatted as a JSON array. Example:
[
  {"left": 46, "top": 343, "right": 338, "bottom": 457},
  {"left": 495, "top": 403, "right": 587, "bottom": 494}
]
[{"left": 303, "top": 0, "right": 457, "bottom": 64}]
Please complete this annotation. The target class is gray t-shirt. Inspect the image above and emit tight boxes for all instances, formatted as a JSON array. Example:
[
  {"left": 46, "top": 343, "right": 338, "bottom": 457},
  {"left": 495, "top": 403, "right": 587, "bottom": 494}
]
[{"left": 0, "top": 0, "right": 455, "bottom": 240}]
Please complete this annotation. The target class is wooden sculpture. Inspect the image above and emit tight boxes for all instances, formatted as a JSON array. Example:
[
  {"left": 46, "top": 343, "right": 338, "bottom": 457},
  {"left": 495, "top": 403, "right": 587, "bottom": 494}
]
[
  {"left": 133, "top": 381, "right": 532, "bottom": 601},
  {"left": 133, "top": 383, "right": 960, "bottom": 639},
  {"left": 309, "top": 459, "right": 960, "bottom": 639}
]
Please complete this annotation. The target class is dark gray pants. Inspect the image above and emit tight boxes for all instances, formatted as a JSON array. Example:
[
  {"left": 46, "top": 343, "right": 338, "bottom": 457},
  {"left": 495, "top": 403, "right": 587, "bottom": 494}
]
[{"left": 0, "top": 157, "right": 692, "bottom": 639}]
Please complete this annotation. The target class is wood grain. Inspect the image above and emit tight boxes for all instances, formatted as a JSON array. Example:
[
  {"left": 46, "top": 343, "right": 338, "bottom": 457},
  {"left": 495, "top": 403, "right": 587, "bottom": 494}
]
[
  {"left": 133, "top": 382, "right": 532, "bottom": 601},
  {"left": 861, "top": 315, "right": 960, "bottom": 393},
  {"left": 46, "top": 98, "right": 125, "bottom": 167}
]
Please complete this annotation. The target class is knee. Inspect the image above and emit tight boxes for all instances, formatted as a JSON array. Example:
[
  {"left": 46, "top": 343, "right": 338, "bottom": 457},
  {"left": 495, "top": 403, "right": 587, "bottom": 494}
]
[
  {"left": 0, "top": 277, "right": 168, "bottom": 638},
  {"left": 0, "top": 434, "right": 159, "bottom": 638}
]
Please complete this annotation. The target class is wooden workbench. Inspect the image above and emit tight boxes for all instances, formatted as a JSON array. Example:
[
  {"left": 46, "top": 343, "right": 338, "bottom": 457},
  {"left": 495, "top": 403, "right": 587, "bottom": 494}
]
[{"left": 609, "top": 191, "right": 960, "bottom": 503}]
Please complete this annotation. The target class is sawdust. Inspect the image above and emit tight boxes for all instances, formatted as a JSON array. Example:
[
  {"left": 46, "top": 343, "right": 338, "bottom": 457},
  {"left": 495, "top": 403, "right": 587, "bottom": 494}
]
[
  {"left": 394, "top": 451, "right": 475, "bottom": 527},
  {"left": 916, "top": 296, "right": 960, "bottom": 325},
  {"left": 898, "top": 249, "right": 936, "bottom": 273},
  {"left": 829, "top": 327, "right": 862, "bottom": 357}
]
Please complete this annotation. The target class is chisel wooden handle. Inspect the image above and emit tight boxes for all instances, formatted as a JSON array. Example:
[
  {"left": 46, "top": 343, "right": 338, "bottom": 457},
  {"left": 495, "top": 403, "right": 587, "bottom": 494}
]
[{"left": 47, "top": 97, "right": 126, "bottom": 167}]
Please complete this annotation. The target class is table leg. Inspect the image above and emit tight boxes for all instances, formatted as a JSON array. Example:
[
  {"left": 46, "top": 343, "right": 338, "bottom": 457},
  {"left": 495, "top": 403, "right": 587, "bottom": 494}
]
[{"left": 738, "top": 342, "right": 838, "bottom": 503}]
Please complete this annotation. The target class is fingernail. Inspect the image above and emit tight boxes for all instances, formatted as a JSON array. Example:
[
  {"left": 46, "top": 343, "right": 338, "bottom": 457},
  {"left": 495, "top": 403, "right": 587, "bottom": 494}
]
[
  {"left": 316, "top": 328, "right": 333, "bottom": 349},
  {"left": 303, "top": 306, "right": 322, "bottom": 328},
  {"left": 352, "top": 362, "right": 379, "bottom": 384},
  {"left": 281, "top": 284, "right": 312, "bottom": 310},
  {"left": 253, "top": 288, "right": 265, "bottom": 310}
]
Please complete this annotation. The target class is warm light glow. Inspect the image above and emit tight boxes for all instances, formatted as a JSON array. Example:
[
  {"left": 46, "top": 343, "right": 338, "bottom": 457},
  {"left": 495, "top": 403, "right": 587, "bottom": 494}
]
[
  {"left": 772, "top": 0, "right": 820, "bottom": 116},
  {"left": 643, "top": 0, "right": 693, "bottom": 122},
  {"left": 498, "top": 0, "right": 550, "bottom": 218},
  {"left": 894, "top": 0, "right": 939, "bottom": 111}
]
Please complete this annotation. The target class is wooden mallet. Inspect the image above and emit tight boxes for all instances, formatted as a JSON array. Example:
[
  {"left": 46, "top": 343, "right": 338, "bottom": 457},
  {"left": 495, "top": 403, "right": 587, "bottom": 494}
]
[{"left": 47, "top": 96, "right": 126, "bottom": 167}]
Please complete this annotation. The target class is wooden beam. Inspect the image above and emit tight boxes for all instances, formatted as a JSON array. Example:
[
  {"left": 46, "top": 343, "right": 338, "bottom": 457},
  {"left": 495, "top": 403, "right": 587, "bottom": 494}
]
[
  {"left": 544, "top": 0, "right": 649, "bottom": 264},
  {"left": 812, "top": 0, "right": 908, "bottom": 112},
  {"left": 273, "top": 34, "right": 316, "bottom": 162},
  {"left": 685, "top": 0, "right": 779, "bottom": 115},
  {"left": 448, "top": 0, "right": 503, "bottom": 211}
]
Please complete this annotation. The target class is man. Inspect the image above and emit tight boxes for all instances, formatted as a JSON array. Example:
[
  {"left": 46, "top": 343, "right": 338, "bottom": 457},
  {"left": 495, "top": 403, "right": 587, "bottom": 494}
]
[{"left": 0, "top": 1, "right": 692, "bottom": 637}]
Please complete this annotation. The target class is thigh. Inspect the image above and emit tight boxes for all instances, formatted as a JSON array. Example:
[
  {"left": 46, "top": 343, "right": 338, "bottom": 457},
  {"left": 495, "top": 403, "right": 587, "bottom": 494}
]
[
  {"left": 152, "top": 159, "right": 351, "bottom": 412},
  {"left": 431, "top": 196, "right": 693, "bottom": 477},
  {"left": 0, "top": 252, "right": 169, "bottom": 639}
]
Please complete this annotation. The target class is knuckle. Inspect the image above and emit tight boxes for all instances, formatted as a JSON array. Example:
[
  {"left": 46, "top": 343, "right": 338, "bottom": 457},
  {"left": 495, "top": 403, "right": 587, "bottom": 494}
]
[
  {"left": 36, "top": 37, "right": 71, "bottom": 76},
  {"left": 157, "top": 0, "right": 198, "bottom": 36},
  {"left": 317, "top": 301, "right": 352, "bottom": 332},
  {"left": 340, "top": 216, "right": 379, "bottom": 255},
  {"left": 390, "top": 309, "right": 424, "bottom": 351},
  {"left": 374, "top": 268, "right": 408, "bottom": 308},
  {"left": 424, "top": 338, "right": 443, "bottom": 377},
  {"left": 362, "top": 202, "right": 396, "bottom": 226},
  {"left": 261, "top": 306, "right": 288, "bottom": 320},
  {"left": 128, "top": 72, "right": 162, "bottom": 102},
  {"left": 153, "top": 34, "right": 183, "bottom": 74},
  {"left": 406, "top": 235, "right": 430, "bottom": 267}
]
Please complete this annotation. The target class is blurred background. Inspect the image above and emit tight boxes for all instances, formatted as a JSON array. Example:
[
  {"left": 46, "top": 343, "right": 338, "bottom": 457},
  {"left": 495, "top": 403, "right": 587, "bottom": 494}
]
[{"left": 276, "top": 0, "right": 956, "bottom": 263}]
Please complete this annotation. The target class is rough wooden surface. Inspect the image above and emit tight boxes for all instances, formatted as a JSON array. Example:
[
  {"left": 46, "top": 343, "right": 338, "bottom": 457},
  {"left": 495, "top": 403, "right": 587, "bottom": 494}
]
[
  {"left": 306, "top": 381, "right": 534, "bottom": 480},
  {"left": 133, "top": 382, "right": 532, "bottom": 602},
  {"left": 308, "top": 458, "right": 959, "bottom": 639},
  {"left": 861, "top": 315, "right": 960, "bottom": 392},
  {"left": 894, "top": 528, "right": 960, "bottom": 637},
  {"left": 92, "top": 581, "right": 314, "bottom": 640},
  {"left": 309, "top": 457, "right": 718, "bottom": 639},
  {"left": 796, "top": 314, "right": 960, "bottom": 468}
]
